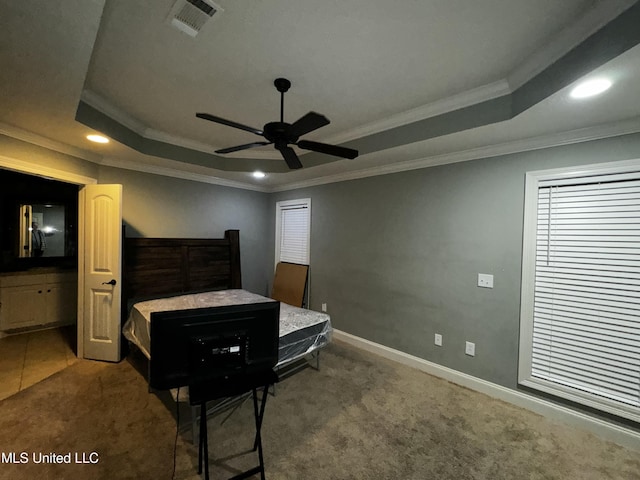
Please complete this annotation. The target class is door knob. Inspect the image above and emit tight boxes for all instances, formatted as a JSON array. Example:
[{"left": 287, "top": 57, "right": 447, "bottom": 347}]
[{"left": 102, "top": 279, "right": 117, "bottom": 286}]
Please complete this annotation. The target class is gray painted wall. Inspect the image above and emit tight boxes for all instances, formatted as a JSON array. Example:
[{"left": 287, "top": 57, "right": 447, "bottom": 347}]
[
  {"left": 270, "top": 132, "right": 640, "bottom": 392},
  {"left": 97, "top": 166, "right": 272, "bottom": 296}
]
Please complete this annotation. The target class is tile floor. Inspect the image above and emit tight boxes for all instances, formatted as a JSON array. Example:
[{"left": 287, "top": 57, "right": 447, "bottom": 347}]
[{"left": 0, "top": 326, "right": 77, "bottom": 401}]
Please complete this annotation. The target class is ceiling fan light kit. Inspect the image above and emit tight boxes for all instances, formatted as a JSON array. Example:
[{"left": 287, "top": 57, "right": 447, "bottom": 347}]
[{"left": 196, "top": 77, "right": 359, "bottom": 169}]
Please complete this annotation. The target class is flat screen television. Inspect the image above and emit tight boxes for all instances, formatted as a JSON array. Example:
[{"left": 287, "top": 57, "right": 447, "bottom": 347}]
[{"left": 149, "top": 301, "right": 280, "bottom": 390}]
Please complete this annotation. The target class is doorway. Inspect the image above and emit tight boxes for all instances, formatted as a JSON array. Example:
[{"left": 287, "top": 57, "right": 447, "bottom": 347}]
[{"left": 0, "top": 160, "right": 94, "bottom": 395}]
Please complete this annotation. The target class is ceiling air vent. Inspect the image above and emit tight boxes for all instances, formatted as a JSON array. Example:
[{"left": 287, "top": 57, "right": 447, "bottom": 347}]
[{"left": 167, "top": 0, "right": 223, "bottom": 37}]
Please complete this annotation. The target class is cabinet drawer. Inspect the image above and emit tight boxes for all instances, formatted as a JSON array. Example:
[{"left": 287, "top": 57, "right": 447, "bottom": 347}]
[
  {"left": 0, "top": 274, "right": 48, "bottom": 288},
  {"left": 46, "top": 272, "right": 77, "bottom": 285}
]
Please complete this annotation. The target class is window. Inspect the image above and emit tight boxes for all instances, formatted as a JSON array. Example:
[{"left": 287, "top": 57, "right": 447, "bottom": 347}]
[
  {"left": 519, "top": 160, "right": 640, "bottom": 423},
  {"left": 275, "top": 198, "right": 311, "bottom": 265}
]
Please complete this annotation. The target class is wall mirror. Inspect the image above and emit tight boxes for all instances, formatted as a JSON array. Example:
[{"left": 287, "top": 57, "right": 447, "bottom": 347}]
[
  {"left": 19, "top": 204, "right": 68, "bottom": 258},
  {"left": 1, "top": 169, "right": 78, "bottom": 271}
]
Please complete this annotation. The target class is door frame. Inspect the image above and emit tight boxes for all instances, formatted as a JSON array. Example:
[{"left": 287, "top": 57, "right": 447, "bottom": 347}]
[{"left": 0, "top": 154, "right": 97, "bottom": 358}]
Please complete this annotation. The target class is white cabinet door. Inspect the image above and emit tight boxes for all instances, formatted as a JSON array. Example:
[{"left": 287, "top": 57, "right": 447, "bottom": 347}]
[
  {"left": 46, "top": 281, "right": 77, "bottom": 325},
  {"left": 0, "top": 273, "right": 77, "bottom": 331},
  {"left": 0, "top": 284, "right": 47, "bottom": 330}
]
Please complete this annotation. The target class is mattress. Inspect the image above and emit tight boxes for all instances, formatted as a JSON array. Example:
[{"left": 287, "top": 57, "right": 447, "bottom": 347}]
[{"left": 122, "top": 289, "right": 332, "bottom": 367}]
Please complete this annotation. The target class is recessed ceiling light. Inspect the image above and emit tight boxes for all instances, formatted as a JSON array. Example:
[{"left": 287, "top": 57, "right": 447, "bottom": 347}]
[
  {"left": 86, "top": 134, "right": 109, "bottom": 144},
  {"left": 252, "top": 171, "right": 266, "bottom": 179},
  {"left": 570, "top": 78, "right": 612, "bottom": 99}
]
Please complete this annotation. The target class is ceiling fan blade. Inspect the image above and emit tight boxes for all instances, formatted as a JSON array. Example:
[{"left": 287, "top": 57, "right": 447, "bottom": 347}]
[
  {"left": 290, "top": 112, "right": 330, "bottom": 137},
  {"left": 297, "top": 140, "right": 358, "bottom": 159},
  {"left": 196, "top": 112, "right": 263, "bottom": 136},
  {"left": 277, "top": 145, "right": 303, "bottom": 169},
  {"left": 216, "top": 141, "right": 272, "bottom": 154}
]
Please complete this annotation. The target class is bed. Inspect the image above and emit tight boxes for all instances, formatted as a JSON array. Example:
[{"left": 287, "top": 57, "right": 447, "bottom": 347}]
[
  {"left": 123, "top": 289, "right": 331, "bottom": 371},
  {"left": 121, "top": 230, "right": 332, "bottom": 381}
]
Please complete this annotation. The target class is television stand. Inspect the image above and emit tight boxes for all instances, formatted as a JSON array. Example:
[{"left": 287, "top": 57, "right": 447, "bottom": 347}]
[{"left": 189, "top": 369, "right": 279, "bottom": 480}]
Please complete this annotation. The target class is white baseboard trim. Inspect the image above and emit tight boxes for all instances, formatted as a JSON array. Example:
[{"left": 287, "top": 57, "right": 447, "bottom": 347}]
[{"left": 332, "top": 329, "right": 640, "bottom": 451}]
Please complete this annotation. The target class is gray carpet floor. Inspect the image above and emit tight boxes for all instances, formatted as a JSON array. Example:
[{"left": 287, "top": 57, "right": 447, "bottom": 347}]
[{"left": 1, "top": 340, "right": 639, "bottom": 479}]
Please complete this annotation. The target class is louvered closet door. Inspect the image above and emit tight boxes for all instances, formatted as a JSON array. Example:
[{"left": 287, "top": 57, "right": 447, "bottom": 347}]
[{"left": 533, "top": 173, "right": 640, "bottom": 408}]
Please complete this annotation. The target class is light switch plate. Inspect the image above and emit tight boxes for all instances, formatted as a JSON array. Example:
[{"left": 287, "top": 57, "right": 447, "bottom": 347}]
[
  {"left": 434, "top": 333, "right": 442, "bottom": 346},
  {"left": 477, "top": 273, "right": 494, "bottom": 288},
  {"left": 321, "top": 303, "right": 327, "bottom": 312},
  {"left": 465, "top": 341, "right": 475, "bottom": 356}
]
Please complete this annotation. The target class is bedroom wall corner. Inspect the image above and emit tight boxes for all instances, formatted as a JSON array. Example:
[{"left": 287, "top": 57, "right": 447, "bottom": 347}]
[{"left": 96, "top": 165, "right": 273, "bottom": 295}]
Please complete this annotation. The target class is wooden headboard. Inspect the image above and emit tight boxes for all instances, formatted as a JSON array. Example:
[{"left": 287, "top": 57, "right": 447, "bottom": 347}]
[{"left": 123, "top": 229, "right": 241, "bottom": 303}]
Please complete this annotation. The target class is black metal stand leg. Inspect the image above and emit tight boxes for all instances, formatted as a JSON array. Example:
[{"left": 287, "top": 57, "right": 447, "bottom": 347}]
[
  {"left": 254, "top": 386, "right": 269, "bottom": 480},
  {"left": 190, "top": 371, "right": 277, "bottom": 480},
  {"left": 252, "top": 385, "right": 269, "bottom": 452},
  {"left": 198, "top": 404, "right": 203, "bottom": 474},
  {"left": 226, "top": 385, "right": 270, "bottom": 480},
  {"left": 198, "top": 401, "right": 210, "bottom": 480}
]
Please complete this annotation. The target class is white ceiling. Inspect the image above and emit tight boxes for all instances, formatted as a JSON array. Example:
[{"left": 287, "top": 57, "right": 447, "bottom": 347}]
[{"left": 1, "top": 0, "right": 639, "bottom": 191}]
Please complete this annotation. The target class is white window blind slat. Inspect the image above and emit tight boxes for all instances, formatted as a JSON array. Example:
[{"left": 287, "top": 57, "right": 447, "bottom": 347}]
[
  {"left": 532, "top": 323, "right": 640, "bottom": 354},
  {"left": 535, "top": 265, "right": 640, "bottom": 279},
  {"left": 535, "top": 284, "right": 640, "bottom": 302},
  {"left": 535, "top": 262, "right": 640, "bottom": 275},
  {"left": 535, "top": 274, "right": 640, "bottom": 290},
  {"left": 531, "top": 355, "right": 639, "bottom": 393},
  {"left": 539, "top": 172, "right": 640, "bottom": 187},
  {"left": 533, "top": 312, "right": 640, "bottom": 338},
  {"left": 534, "top": 301, "right": 639, "bottom": 325}
]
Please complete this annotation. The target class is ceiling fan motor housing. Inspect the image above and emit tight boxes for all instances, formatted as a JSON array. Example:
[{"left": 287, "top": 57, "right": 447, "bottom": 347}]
[
  {"left": 263, "top": 122, "right": 298, "bottom": 144},
  {"left": 274, "top": 78, "right": 291, "bottom": 93}
]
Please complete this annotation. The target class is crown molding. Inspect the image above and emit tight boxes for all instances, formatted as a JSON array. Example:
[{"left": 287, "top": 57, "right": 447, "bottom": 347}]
[
  {"left": 323, "top": 80, "right": 511, "bottom": 147},
  {"left": 270, "top": 117, "right": 640, "bottom": 192},
  {"left": 507, "top": 0, "right": 638, "bottom": 90},
  {"left": 0, "top": 122, "right": 102, "bottom": 163},
  {"left": 99, "top": 156, "right": 268, "bottom": 192},
  {"left": 324, "top": 1, "right": 638, "bottom": 147},
  {"left": 81, "top": 89, "right": 283, "bottom": 159},
  {"left": 144, "top": 127, "right": 282, "bottom": 160},
  {"left": 82, "top": 82, "right": 514, "bottom": 161}
]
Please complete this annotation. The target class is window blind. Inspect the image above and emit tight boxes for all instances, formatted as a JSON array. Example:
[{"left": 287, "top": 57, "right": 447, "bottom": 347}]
[
  {"left": 532, "top": 174, "right": 640, "bottom": 411},
  {"left": 278, "top": 203, "right": 310, "bottom": 264}
]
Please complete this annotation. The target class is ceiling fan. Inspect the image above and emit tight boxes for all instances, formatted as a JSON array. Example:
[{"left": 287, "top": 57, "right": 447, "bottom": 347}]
[{"left": 196, "top": 78, "right": 358, "bottom": 169}]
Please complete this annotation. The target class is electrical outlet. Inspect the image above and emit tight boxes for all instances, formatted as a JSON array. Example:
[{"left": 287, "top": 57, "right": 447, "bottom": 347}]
[
  {"left": 477, "top": 273, "right": 494, "bottom": 288},
  {"left": 321, "top": 303, "right": 327, "bottom": 312},
  {"left": 434, "top": 333, "right": 442, "bottom": 346},
  {"left": 465, "top": 341, "right": 475, "bottom": 356}
]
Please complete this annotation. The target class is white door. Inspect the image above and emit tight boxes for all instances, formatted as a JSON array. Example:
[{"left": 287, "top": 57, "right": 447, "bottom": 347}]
[{"left": 77, "top": 184, "right": 123, "bottom": 362}]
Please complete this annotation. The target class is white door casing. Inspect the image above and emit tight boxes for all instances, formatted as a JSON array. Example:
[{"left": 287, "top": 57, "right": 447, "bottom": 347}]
[{"left": 77, "top": 184, "right": 122, "bottom": 362}]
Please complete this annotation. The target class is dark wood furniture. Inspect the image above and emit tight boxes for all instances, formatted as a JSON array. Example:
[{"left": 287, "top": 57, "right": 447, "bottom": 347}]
[{"left": 123, "top": 229, "right": 241, "bottom": 303}]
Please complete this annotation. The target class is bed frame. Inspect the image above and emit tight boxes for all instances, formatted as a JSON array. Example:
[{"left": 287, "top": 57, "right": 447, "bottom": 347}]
[
  {"left": 122, "top": 229, "right": 328, "bottom": 443},
  {"left": 123, "top": 229, "right": 241, "bottom": 308}
]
